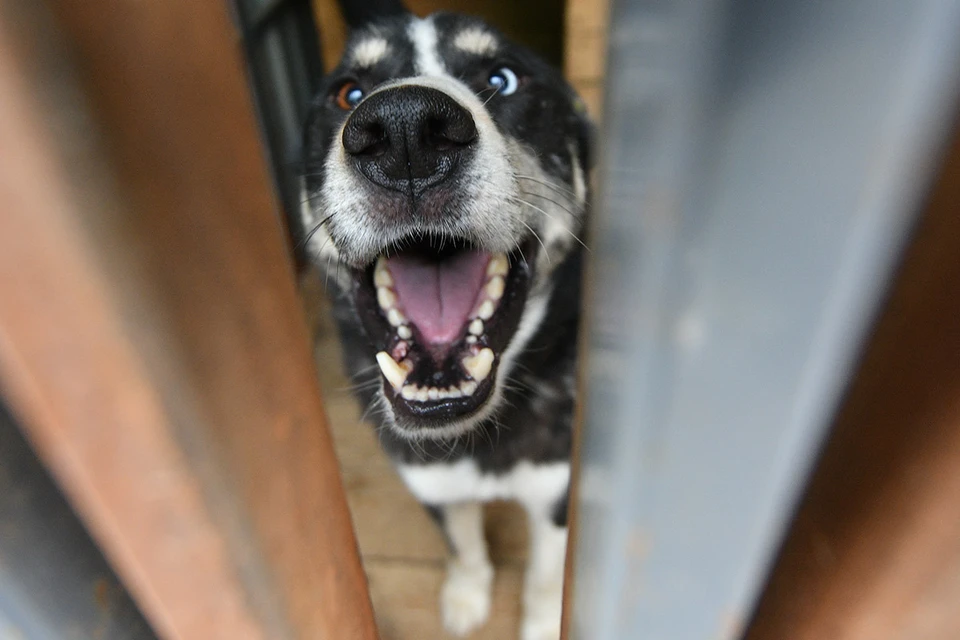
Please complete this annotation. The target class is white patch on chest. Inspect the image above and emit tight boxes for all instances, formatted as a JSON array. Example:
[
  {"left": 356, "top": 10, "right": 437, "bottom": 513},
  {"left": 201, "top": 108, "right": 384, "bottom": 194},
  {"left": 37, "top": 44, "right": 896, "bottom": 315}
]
[{"left": 397, "top": 459, "right": 570, "bottom": 508}]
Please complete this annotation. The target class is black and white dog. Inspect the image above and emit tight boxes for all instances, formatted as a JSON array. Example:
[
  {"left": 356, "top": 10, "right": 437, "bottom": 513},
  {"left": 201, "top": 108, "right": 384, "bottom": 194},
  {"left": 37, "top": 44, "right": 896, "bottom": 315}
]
[{"left": 301, "top": 4, "right": 591, "bottom": 638}]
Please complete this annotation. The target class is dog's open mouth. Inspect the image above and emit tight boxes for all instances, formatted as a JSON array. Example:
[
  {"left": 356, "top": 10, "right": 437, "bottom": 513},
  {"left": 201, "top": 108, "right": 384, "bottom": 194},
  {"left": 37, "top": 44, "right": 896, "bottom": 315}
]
[{"left": 353, "top": 233, "right": 537, "bottom": 429}]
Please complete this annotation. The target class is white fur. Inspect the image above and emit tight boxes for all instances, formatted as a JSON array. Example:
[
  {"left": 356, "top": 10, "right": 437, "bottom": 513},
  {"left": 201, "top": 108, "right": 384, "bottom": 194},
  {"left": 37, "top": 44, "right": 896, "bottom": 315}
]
[
  {"left": 402, "top": 468, "right": 569, "bottom": 639},
  {"left": 522, "top": 511, "right": 566, "bottom": 640},
  {"left": 397, "top": 459, "right": 569, "bottom": 507},
  {"left": 441, "top": 502, "right": 493, "bottom": 636},
  {"left": 454, "top": 28, "right": 499, "bottom": 55},
  {"left": 352, "top": 37, "right": 390, "bottom": 67},
  {"left": 409, "top": 17, "right": 446, "bottom": 76}
]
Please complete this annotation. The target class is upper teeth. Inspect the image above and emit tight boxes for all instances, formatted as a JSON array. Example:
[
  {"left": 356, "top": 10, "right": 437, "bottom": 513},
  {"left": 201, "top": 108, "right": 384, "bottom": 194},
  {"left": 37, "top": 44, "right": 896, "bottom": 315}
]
[
  {"left": 376, "top": 258, "right": 411, "bottom": 335},
  {"left": 374, "top": 253, "right": 509, "bottom": 344},
  {"left": 373, "top": 265, "right": 393, "bottom": 287},
  {"left": 486, "top": 276, "right": 505, "bottom": 301},
  {"left": 487, "top": 253, "right": 509, "bottom": 277}
]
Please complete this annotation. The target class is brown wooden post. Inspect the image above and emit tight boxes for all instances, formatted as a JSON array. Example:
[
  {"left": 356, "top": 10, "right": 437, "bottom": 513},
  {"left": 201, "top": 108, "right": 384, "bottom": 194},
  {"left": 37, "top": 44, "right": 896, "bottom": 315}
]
[
  {"left": 0, "top": 2, "right": 377, "bottom": 638},
  {"left": 745, "top": 128, "right": 960, "bottom": 640}
]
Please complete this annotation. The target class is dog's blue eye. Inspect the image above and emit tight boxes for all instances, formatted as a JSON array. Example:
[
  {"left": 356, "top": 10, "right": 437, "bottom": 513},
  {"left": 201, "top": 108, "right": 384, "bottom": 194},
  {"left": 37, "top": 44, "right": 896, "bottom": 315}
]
[{"left": 487, "top": 67, "right": 519, "bottom": 96}]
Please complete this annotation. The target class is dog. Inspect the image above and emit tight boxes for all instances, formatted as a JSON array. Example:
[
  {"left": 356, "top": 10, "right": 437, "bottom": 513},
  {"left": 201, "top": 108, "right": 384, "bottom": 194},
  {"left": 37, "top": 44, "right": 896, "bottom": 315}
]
[{"left": 301, "top": 4, "right": 592, "bottom": 638}]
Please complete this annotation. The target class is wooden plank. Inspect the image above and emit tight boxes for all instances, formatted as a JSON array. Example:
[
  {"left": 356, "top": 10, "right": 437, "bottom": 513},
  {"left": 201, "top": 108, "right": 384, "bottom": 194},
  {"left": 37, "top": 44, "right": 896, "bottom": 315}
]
[
  {"left": 565, "top": 0, "right": 610, "bottom": 118},
  {"left": 0, "top": 3, "right": 376, "bottom": 639},
  {"left": 745, "top": 128, "right": 960, "bottom": 640}
]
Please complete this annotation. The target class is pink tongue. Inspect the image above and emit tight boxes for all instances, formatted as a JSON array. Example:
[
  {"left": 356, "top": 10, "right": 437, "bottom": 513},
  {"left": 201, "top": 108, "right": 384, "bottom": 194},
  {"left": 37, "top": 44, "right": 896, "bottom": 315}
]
[{"left": 387, "top": 250, "right": 490, "bottom": 344}]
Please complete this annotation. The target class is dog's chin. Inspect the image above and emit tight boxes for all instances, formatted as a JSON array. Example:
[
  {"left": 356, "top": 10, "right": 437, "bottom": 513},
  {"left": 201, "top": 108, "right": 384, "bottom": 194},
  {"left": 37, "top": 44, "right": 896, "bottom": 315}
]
[{"left": 351, "top": 232, "right": 539, "bottom": 440}]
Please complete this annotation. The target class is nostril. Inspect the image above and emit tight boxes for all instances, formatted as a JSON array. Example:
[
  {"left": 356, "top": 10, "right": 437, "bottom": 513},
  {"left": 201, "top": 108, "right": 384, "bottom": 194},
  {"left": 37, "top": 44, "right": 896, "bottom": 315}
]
[
  {"left": 424, "top": 115, "right": 477, "bottom": 153},
  {"left": 343, "top": 121, "right": 390, "bottom": 157}
]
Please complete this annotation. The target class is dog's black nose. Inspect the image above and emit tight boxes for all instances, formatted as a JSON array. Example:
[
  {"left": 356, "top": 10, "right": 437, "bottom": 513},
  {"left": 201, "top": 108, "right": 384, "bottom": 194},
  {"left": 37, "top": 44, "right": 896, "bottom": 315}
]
[{"left": 342, "top": 86, "right": 477, "bottom": 195}]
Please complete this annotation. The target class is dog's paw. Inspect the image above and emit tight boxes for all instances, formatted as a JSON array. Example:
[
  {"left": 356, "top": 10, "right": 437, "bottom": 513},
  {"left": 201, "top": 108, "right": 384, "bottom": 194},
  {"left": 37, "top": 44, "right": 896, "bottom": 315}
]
[
  {"left": 521, "top": 581, "right": 563, "bottom": 640},
  {"left": 441, "top": 560, "right": 494, "bottom": 637}
]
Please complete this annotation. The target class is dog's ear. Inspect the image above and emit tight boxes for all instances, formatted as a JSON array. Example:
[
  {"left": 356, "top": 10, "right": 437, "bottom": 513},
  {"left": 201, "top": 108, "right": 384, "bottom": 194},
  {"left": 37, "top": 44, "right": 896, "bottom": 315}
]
[{"left": 338, "top": 0, "right": 408, "bottom": 29}]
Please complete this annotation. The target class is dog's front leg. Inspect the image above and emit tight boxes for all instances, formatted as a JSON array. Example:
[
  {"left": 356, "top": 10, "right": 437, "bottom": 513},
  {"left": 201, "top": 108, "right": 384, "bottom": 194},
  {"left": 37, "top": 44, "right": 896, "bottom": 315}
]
[
  {"left": 433, "top": 501, "right": 494, "bottom": 636},
  {"left": 521, "top": 505, "right": 567, "bottom": 640}
]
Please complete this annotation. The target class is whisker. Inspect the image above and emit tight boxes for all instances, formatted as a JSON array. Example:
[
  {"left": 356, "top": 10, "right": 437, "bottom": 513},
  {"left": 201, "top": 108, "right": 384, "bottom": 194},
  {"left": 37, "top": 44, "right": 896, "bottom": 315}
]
[
  {"left": 297, "top": 212, "right": 338, "bottom": 252},
  {"left": 520, "top": 219, "right": 551, "bottom": 265},
  {"left": 349, "top": 362, "right": 380, "bottom": 379},
  {"left": 513, "top": 197, "right": 591, "bottom": 252},
  {"left": 518, "top": 189, "right": 580, "bottom": 219},
  {"left": 336, "top": 377, "right": 382, "bottom": 393},
  {"left": 514, "top": 174, "right": 579, "bottom": 199}
]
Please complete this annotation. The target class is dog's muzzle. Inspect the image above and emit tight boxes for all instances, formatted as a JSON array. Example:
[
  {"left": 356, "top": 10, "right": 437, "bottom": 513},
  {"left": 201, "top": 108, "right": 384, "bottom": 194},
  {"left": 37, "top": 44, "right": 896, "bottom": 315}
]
[{"left": 342, "top": 86, "right": 478, "bottom": 200}]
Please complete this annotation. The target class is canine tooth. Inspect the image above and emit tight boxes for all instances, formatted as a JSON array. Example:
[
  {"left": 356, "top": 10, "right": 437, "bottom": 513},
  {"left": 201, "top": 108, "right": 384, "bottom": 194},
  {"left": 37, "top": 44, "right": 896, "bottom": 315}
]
[
  {"left": 374, "top": 259, "right": 393, "bottom": 287},
  {"left": 415, "top": 387, "right": 429, "bottom": 402},
  {"left": 469, "top": 319, "right": 484, "bottom": 335},
  {"left": 377, "top": 286, "right": 396, "bottom": 309},
  {"left": 462, "top": 348, "right": 494, "bottom": 382},
  {"left": 486, "top": 276, "right": 504, "bottom": 301},
  {"left": 477, "top": 300, "right": 495, "bottom": 320},
  {"left": 397, "top": 325, "right": 412, "bottom": 339},
  {"left": 487, "top": 254, "right": 509, "bottom": 277},
  {"left": 460, "top": 380, "right": 478, "bottom": 396},
  {"left": 401, "top": 385, "right": 416, "bottom": 400},
  {"left": 427, "top": 387, "right": 439, "bottom": 400},
  {"left": 387, "top": 308, "right": 406, "bottom": 326},
  {"left": 376, "top": 351, "right": 408, "bottom": 390}
]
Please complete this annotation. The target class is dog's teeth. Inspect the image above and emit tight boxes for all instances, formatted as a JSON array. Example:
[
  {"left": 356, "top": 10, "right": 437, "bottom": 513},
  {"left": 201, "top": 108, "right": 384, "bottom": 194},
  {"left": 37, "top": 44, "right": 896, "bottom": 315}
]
[
  {"left": 415, "top": 387, "right": 429, "bottom": 402},
  {"left": 448, "top": 386, "right": 463, "bottom": 398},
  {"left": 427, "top": 387, "right": 439, "bottom": 400},
  {"left": 376, "top": 351, "right": 408, "bottom": 390},
  {"left": 477, "top": 300, "right": 495, "bottom": 320},
  {"left": 469, "top": 319, "right": 484, "bottom": 336},
  {"left": 462, "top": 348, "right": 494, "bottom": 382},
  {"left": 387, "top": 308, "right": 406, "bottom": 326},
  {"left": 438, "top": 388, "right": 450, "bottom": 400},
  {"left": 377, "top": 286, "right": 396, "bottom": 309},
  {"left": 401, "top": 385, "right": 416, "bottom": 400},
  {"left": 485, "top": 276, "right": 504, "bottom": 301},
  {"left": 397, "top": 325, "right": 412, "bottom": 339},
  {"left": 374, "top": 258, "right": 393, "bottom": 287},
  {"left": 466, "top": 335, "right": 478, "bottom": 344},
  {"left": 487, "top": 254, "right": 509, "bottom": 277},
  {"left": 460, "top": 380, "right": 478, "bottom": 396}
]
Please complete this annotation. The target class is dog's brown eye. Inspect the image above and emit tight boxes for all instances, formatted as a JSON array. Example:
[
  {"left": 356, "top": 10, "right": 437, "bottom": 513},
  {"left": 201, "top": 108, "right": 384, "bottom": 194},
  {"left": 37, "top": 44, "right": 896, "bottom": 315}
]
[{"left": 335, "top": 82, "right": 364, "bottom": 110}]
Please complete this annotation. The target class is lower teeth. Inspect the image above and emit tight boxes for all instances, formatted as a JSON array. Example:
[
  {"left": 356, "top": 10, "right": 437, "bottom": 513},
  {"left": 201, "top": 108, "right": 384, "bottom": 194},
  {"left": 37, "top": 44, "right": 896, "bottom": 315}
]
[{"left": 375, "top": 346, "right": 494, "bottom": 403}]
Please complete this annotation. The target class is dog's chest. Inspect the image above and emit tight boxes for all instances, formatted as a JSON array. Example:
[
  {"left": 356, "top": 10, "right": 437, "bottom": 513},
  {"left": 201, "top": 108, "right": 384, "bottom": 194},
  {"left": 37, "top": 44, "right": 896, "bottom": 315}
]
[{"left": 397, "top": 458, "right": 569, "bottom": 507}]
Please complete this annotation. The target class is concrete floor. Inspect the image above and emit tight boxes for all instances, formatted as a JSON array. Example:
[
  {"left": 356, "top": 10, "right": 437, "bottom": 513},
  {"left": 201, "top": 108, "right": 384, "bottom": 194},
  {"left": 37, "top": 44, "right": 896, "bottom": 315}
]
[{"left": 308, "top": 279, "right": 529, "bottom": 639}]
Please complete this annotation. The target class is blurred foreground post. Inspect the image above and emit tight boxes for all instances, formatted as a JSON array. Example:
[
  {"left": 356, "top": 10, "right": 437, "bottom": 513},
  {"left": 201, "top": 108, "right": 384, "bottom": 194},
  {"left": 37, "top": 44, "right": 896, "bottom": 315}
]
[{"left": 0, "top": 2, "right": 377, "bottom": 638}]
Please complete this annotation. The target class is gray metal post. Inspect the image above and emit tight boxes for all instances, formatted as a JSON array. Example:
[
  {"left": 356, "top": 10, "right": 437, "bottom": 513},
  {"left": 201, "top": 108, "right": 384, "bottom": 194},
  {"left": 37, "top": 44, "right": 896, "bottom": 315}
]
[
  {"left": 0, "top": 402, "right": 155, "bottom": 640},
  {"left": 572, "top": 0, "right": 960, "bottom": 638}
]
